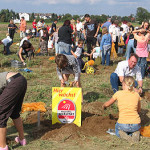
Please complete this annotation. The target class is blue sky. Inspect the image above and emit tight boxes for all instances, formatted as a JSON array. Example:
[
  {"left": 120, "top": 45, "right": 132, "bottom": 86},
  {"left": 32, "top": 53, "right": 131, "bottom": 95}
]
[{"left": 0, "top": 0, "right": 150, "bottom": 16}]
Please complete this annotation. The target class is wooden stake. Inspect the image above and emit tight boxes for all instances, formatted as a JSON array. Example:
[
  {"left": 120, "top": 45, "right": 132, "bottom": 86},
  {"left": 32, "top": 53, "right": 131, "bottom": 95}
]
[{"left": 37, "top": 111, "right": 40, "bottom": 128}]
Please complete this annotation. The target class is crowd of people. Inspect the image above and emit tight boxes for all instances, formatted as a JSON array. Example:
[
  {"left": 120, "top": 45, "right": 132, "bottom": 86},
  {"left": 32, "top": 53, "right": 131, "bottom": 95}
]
[{"left": 0, "top": 14, "right": 150, "bottom": 149}]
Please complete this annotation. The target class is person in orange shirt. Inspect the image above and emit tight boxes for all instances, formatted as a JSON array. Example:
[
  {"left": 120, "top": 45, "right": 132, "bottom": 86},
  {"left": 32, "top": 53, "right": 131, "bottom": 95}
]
[
  {"left": 102, "top": 76, "right": 141, "bottom": 143},
  {"left": 20, "top": 17, "right": 27, "bottom": 39}
]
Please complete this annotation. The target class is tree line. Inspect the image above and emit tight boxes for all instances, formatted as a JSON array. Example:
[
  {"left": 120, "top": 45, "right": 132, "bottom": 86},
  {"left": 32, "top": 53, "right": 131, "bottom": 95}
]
[{"left": 0, "top": 7, "right": 149, "bottom": 24}]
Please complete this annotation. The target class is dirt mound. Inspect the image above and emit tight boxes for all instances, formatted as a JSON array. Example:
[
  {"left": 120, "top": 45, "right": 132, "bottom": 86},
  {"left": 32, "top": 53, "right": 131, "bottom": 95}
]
[
  {"left": 82, "top": 101, "right": 104, "bottom": 115},
  {"left": 23, "top": 102, "right": 117, "bottom": 142},
  {"left": 41, "top": 115, "right": 116, "bottom": 141}
]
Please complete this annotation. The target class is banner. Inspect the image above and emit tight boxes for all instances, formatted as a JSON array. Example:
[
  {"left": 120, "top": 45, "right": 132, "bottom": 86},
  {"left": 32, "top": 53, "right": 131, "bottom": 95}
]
[{"left": 52, "top": 87, "right": 82, "bottom": 127}]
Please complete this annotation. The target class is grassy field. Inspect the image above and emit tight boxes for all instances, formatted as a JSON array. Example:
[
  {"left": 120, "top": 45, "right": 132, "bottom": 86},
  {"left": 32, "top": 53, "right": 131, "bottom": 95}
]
[{"left": 0, "top": 23, "right": 150, "bottom": 150}]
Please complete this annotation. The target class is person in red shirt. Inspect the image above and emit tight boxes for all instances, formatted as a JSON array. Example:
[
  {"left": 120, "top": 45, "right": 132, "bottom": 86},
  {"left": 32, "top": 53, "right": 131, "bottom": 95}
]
[
  {"left": 32, "top": 19, "right": 37, "bottom": 37},
  {"left": 46, "top": 25, "right": 50, "bottom": 33}
]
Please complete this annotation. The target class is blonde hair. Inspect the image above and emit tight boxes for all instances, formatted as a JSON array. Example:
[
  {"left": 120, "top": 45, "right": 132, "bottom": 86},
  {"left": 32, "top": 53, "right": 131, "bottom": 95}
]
[
  {"left": 123, "top": 76, "right": 135, "bottom": 91},
  {"left": 102, "top": 27, "right": 108, "bottom": 35}
]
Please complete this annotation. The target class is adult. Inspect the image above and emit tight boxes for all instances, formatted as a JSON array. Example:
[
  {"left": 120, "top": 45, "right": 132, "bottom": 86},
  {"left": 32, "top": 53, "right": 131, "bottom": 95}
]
[
  {"left": 51, "top": 19, "right": 58, "bottom": 33},
  {"left": 121, "top": 21, "right": 129, "bottom": 35},
  {"left": 109, "top": 20, "right": 120, "bottom": 53},
  {"left": 20, "top": 17, "right": 27, "bottom": 39},
  {"left": 133, "top": 30, "right": 150, "bottom": 79},
  {"left": 0, "top": 34, "right": 12, "bottom": 55},
  {"left": 121, "top": 20, "right": 129, "bottom": 43},
  {"left": 102, "top": 18, "right": 112, "bottom": 32},
  {"left": 76, "top": 18, "right": 83, "bottom": 39},
  {"left": 126, "top": 22, "right": 135, "bottom": 60},
  {"left": 142, "top": 21, "right": 149, "bottom": 31},
  {"left": 133, "top": 21, "right": 150, "bottom": 35},
  {"left": 20, "top": 33, "right": 32, "bottom": 47},
  {"left": 19, "top": 40, "right": 35, "bottom": 64},
  {"left": 8, "top": 20, "right": 17, "bottom": 40},
  {"left": 58, "top": 20, "right": 74, "bottom": 55},
  {"left": 0, "top": 72, "right": 27, "bottom": 149},
  {"left": 32, "top": 19, "right": 37, "bottom": 37},
  {"left": 110, "top": 53, "right": 143, "bottom": 93},
  {"left": 83, "top": 14, "right": 99, "bottom": 59}
]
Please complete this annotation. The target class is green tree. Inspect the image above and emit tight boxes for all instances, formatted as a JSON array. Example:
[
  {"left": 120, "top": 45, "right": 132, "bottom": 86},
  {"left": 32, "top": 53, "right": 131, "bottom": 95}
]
[
  {"left": 72, "top": 15, "right": 79, "bottom": 20},
  {"left": 136, "top": 7, "right": 150, "bottom": 24},
  {"left": 30, "top": 12, "right": 35, "bottom": 21},
  {"left": 121, "top": 16, "right": 130, "bottom": 22},
  {"left": 61, "top": 13, "right": 72, "bottom": 21}
]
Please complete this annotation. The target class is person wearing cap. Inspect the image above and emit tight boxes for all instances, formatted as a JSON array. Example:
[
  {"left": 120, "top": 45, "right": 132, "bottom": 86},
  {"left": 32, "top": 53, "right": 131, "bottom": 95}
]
[{"left": 0, "top": 72, "right": 27, "bottom": 150}]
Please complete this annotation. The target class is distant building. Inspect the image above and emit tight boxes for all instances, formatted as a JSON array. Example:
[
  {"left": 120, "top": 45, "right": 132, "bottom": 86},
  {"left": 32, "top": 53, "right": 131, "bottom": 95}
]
[{"left": 19, "top": 13, "right": 30, "bottom": 21}]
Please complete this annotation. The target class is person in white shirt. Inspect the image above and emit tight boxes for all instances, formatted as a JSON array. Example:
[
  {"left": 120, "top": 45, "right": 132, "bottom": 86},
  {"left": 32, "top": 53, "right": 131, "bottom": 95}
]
[
  {"left": 0, "top": 34, "right": 12, "bottom": 55},
  {"left": 121, "top": 21, "right": 129, "bottom": 34},
  {"left": 121, "top": 21, "right": 129, "bottom": 46},
  {"left": 76, "top": 19, "right": 83, "bottom": 39},
  {"left": 19, "top": 33, "right": 32, "bottom": 47},
  {"left": 118, "top": 27, "right": 125, "bottom": 54},
  {"left": 110, "top": 53, "right": 143, "bottom": 93},
  {"left": 109, "top": 20, "right": 120, "bottom": 53}
]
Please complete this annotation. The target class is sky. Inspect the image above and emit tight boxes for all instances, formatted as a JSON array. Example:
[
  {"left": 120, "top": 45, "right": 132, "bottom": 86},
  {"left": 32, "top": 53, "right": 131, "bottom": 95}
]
[{"left": 0, "top": 0, "right": 150, "bottom": 16}]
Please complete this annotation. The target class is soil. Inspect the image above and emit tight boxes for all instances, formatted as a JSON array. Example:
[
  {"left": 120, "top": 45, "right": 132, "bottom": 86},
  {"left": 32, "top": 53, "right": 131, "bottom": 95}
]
[
  {"left": 23, "top": 102, "right": 118, "bottom": 142},
  {"left": 41, "top": 115, "right": 116, "bottom": 141},
  {"left": 143, "top": 91, "right": 150, "bottom": 102}
]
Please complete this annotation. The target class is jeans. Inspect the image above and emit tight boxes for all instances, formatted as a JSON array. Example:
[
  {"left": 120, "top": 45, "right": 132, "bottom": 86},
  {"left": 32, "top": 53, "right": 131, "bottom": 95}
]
[
  {"left": 138, "top": 57, "right": 147, "bottom": 79},
  {"left": 55, "top": 42, "right": 59, "bottom": 55},
  {"left": 110, "top": 73, "right": 138, "bottom": 93},
  {"left": 126, "top": 39, "right": 136, "bottom": 60},
  {"left": 5, "top": 41, "right": 13, "bottom": 55},
  {"left": 86, "top": 37, "right": 97, "bottom": 60},
  {"left": 58, "top": 42, "right": 71, "bottom": 55},
  {"left": 115, "top": 122, "right": 141, "bottom": 137},
  {"left": 77, "top": 31, "right": 81, "bottom": 39},
  {"left": 118, "top": 47, "right": 123, "bottom": 54},
  {"left": 102, "top": 45, "right": 111, "bottom": 66},
  {"left": 77, "top": 57, "right": 85, "bottom": 72}
]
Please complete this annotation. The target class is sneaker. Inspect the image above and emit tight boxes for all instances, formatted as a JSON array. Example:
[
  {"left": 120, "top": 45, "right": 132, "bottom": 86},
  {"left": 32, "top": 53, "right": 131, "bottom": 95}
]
[
  {"left": 119, "top": 130, "right": 132, "bottom": 142},
  {"left": 132, "top": 131, "right": 140, "bottom": 143},
  {"left": 0, "top": 145, "right": 9, "bottom": 150},
  {"left": 15, "top": 137, "right": 26, "bottom": 146}
]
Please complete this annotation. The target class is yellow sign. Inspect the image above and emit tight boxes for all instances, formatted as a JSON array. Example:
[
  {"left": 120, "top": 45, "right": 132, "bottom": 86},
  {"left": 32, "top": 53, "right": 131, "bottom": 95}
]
[{"left": 52, "top": 87, "right": 82, "bottom": 127}]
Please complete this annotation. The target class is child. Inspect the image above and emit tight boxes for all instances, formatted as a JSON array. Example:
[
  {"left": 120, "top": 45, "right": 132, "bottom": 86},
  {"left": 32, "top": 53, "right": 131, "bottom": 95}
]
[
  {"left": 0, "top": 33, "right": 12, "bottom": 55},
  {"left": 102, "top": 76, "right": 141, "bottom": 142},
  {"left": 100, "top": 27, "right": 112, "bottom": 66},
  {"left": 55, "top": 54, "right": 81, "bottom": 87},
  {"left": 53, "top": 28, "right": 59, "bottom": 56},
  {"left": 39, "top": 36, "right": 48, "bottom": 55},
  {"left": 118, "top": 27, "right": 125, "bottom": 54},
  {"left": 71, "top": 39, "right": 89, "bottom": 72},
  {"left": 90, "top": 46, "right": 102, "bottom": 60},
  {"left": 48, "top": 33, "right": 53, "bottom": 56}
]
